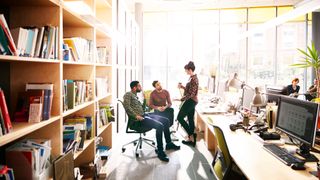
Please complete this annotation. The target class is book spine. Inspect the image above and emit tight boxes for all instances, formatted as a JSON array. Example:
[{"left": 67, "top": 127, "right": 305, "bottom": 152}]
[{"left": 0, "top": 89, "right": 12, "bottom": 133}]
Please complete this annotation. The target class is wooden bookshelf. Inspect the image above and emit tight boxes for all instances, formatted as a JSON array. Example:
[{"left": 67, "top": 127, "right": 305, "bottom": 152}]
[{"left": 0, "top": 0, "right": 137, "bottom": 178}]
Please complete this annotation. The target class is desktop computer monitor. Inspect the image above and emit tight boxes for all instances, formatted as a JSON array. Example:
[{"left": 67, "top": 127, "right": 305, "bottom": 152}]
[
  {"left": 275, "top": 96, "right": 319, "bottom": 161},
  {"left": 242, "top": 86, "right": 255, "bottom": 111},
  {"left": 265, "top": 85, "right": 288, "bottom": 105}
]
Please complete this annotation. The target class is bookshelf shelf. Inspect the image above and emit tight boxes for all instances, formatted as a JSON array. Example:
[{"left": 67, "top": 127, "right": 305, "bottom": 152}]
[
  {"left": 0, "top": 55, "right": 60, "bottom": 64},
  {"left": 96, "top": 93, "right": 112, "bottom": 102},
  {"left": 95, "top": 63, "right": 112, "bottom": 67},
  {"left": 62, "top": 61, "right": 95, "bottom": 66},
  {"left": 62, "top": 6, "right": 94, "bottom": 28},
  {"left": 0, "top": 116, "right": 60, "bottom": 146},
  {"left": 97, "top": 122, "right": 112, "bottom": 136},
  {"left": 63, "top": 101, "right": 95, "bottom": 117},
  {"left": 74, "top": 138, "right": 95, "bottom": 159}
]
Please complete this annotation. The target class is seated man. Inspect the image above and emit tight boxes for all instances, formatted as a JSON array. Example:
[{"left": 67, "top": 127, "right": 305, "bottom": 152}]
[
  {"left": 149, "top": 80, "right": 174, "bottom": 127},
  {"left": 123, "top": 81, "right": 180, "bottom": 162},
  {"left": 306, "top": 79, "right": 317, "bottom": 101}
]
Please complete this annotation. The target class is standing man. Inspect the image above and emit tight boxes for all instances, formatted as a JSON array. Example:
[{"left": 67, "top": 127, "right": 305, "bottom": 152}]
[
  {"left": 149, "top": 80, "right": 174, "bottom": 128},
  {"left": 123, "top": 81, "right": 180, "bottom": 162}
]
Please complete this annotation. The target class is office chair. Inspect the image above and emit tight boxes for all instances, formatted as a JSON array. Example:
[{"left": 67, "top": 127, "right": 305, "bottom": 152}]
[
  {"left": 211, "top": 125, "right": 245, "bottom": 180},
  {"left": 118, "top": 100, "right": 156, "bottom": 157}
]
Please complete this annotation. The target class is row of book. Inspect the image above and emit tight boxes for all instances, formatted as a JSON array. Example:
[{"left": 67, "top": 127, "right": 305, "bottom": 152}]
[
  {"left": 63, "top": 80, "right": 93, "bottom": 111},
  {"left": 11, "top": 26, "right": 58, "bottom": 59},
  {"left": 96, "top": 47, "right": 110, "bottom": 64},
  {"left": 96, "top": 77, "right": 109, "bottom": 98},
  {"left": 14, "top": 83, "right": 53, "bottom": 123},
  {"left": 98, "top": 103, "right": 114, "bottom": 128},
  {"left": 63, "top": 37, "right": 94, "bottom": 63},
  {"left": 63, "top": 116, "right": 93, "bottom": 153},
  {"left": 6, "top": 139, "right": 51, "bottom": 179}
]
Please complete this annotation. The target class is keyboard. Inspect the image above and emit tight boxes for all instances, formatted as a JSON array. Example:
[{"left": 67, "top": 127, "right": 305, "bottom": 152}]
[{"left": 263, "top": 144, "right": 304, "bottom": 165}]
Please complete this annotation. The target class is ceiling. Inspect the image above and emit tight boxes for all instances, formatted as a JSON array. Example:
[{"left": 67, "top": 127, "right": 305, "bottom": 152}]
[{"left": 125, "top": 0, "right": 303, "bottom": 12}]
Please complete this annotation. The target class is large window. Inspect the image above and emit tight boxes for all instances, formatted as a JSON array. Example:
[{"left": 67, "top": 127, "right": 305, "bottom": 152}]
[
  {"left": 143, "top": 7, "right": 311, "bottom": 93},
  {"left": 220, "top": 9, "right": 247, "bottom": 82}
]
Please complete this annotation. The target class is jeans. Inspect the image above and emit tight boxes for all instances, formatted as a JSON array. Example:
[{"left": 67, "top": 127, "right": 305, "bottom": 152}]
[
  {"left": 177, "top": 99, "right": 197, "bottom": 136},
  {"left": 154, "top": 107, "right": 174, "bottom": 127},
  {"left": 137, "top": 113, "right": 171, "bottom": 151}
]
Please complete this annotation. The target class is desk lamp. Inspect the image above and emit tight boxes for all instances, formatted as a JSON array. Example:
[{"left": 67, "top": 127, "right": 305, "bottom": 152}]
[
  {"left": 251, "top": 87, "right": 266, "bottom": 124},
  {"left": 227, "top": 73, "right": 243, "bottom": 91}
]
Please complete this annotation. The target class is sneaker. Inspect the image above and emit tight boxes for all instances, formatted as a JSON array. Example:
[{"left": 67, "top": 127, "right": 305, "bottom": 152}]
[
  {"left": 166, "top": 142, "right": 180, "bottom": 150},
  {"left": 157, "top": 151, "right": 169, "bottom": 162}
]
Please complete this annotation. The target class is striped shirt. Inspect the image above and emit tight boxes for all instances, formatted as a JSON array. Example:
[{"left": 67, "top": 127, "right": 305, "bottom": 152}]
[
  {"left": 181, "top": 74, "right": 199, "bottom": 103},
  {"left": 123, "top": 91, "right": 144, "bottom": 119}
]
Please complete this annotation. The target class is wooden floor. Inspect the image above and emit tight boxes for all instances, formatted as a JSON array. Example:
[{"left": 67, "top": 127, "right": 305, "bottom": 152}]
[{"left": 103, "top": 128, "right": 216, "bottom": 180}]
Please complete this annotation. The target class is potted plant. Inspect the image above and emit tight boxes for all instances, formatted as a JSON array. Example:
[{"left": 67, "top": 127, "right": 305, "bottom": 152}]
[{"left": 291, "top": 42, "right": 320, "bottom": 101}]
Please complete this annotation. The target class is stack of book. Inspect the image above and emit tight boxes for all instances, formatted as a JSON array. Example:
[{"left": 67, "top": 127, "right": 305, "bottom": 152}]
[
  {"left": 14, "top": 83, "right": 54, "bottom": 123},
  {"left": 63, "top": 116, "right": 93, "bottom": 153},
  {"left": 95, "top": 77, "right": 109, "bottom": 98},
  {"left": 63, "top": 80, "right": 93, "bottom": 111},
  {"left": 0, "top": 88, "right": 13, "bottom": 136},
  {"left": 6, "top": 139, "right": 51, "bottom": 179},
  {"left": 63, "top": 37, "right": 94, "bottom": 63}
]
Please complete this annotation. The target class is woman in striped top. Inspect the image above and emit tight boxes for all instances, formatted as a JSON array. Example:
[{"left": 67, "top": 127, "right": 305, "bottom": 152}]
[{"left": 177, "top": 61, "right": 199, "bottom": 147}]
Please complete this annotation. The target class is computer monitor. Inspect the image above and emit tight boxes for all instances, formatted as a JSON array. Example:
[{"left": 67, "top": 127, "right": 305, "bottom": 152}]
[
  {"left": 275, "top": 96, "right": 319, "bottom": 162},
  {"left": 242, "top": 86, "right": 255, "bottom": 111},
  {"left": 265, "top": 85, "right": 288, "bottom": 105}
]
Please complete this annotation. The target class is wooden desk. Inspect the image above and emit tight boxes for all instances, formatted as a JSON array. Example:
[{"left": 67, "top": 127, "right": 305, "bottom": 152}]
[{"left": 196, "top": 111, "right": 319, "bottom": 180}]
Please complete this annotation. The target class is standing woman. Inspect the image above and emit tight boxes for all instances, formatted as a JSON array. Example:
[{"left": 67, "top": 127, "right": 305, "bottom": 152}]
[{"left": 177, "top": 61, "right": 199, "bottom": 147}]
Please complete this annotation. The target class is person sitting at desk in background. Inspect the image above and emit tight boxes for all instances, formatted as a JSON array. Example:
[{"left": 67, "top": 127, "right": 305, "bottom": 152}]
[
  {"left": 149, "top": 80, "right": 174, "bottom": 128},
  {"left": 177, "top": 61, "right": 199, "bottom": 147},
  {"left": 123, "top": 81, "right": 180, "bottom": 162},
  {"left": 287, "top": 78, "right": 300, "bottom": 98},
  {"left": 305, "top": 79, "right": 317, "bottom": 101}
]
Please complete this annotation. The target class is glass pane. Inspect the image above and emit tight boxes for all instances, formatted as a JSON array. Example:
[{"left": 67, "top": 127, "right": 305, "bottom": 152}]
[
  {"left": 276, "top": 22, "right": 306, "bottom": 91},
  {"left": 193, "top": 10, "right": 219, "bottom": 91},
  {"left": 278, "top": 6, "right": 305, "bottom": 22},
  {"left": 247, "top": 25, "right": 276, "bottom": 87},
  {"left": 220, "top": 9, "right": 247, "bottom": 84}
]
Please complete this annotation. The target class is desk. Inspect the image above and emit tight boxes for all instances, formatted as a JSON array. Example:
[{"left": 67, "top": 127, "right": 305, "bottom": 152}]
[{"left": 196, "top": 111, "right": 319, "bottom": 180}]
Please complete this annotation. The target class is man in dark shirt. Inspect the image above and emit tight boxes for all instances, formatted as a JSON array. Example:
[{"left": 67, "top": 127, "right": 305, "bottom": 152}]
[
  {"left": 123, "top": 81, "right": 180, "bottom": 162},
  {"left": 149, "top": 80, "right": 174, "bottom": 127}
]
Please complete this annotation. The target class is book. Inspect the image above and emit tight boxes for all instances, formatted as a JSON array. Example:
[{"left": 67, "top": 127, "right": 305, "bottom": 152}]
[
  {"left": 78, "top": 130, "right": 86, "bottom": 151},
  {"left": 0, "top": 25, "right": 11, "bottom": 55},
  {"left": 66, "top": 80, "right": 75, "bottom": 110},
  {"left": 53, "top": 149, "right": 74, "bottom": 180},
  {"left": 0, "top": 107, "right": 7, "bottom": 135},
  {"left": 0, "top": 89, "right": 12, "bottom": 133},
  {"left": 34, "top": 27, "right": 44, "bottom": 57},
  {"left": 28, "top": 96, "right": 43, "bottom": 123},
  {"left": 0, "top": 14, "right": 17, "bottom": 56}
]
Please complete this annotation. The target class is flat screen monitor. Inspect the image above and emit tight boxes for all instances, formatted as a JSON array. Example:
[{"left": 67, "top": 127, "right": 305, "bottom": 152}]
[
  {"left": 242, "top": 86, "right": 254, "bottom": 111},
  {"left": 266, "top": 85, "right": 288, "bottom": 105},
  {"left": 275, "top": 96, "right": 319, "bottom": 161}
]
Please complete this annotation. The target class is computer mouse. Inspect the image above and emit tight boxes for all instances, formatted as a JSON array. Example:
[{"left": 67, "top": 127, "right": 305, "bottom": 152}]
[{"left": 291, "top": 163, "right": 306, "bottom": 170}]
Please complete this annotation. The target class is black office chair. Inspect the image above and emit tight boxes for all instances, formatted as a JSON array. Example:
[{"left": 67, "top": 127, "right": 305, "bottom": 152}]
[{"left": 118, "top": 100, "right": 156, "bottom": 157}]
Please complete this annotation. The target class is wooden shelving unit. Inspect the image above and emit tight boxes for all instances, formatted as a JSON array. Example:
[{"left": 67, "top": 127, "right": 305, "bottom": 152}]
[{"left": 0, "top": 0, "right": 136, "bottom": 178}]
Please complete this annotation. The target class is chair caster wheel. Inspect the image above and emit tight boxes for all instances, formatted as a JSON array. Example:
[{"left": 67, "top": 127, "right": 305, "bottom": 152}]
[
  {"left": 136, "top": 153, "right": 139, "bottom": 157},
  {"left": 152, "top": 142, "right": 155, "bottom": 145},
  {"left": 134, "top": 142, "right": 137, "bottom": 146},
  {"left": 122, "top": 148, "right": 126, "bottom": 153},
  {"left": 155, "top": 149, "right": 158, "bottom": 154}
]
